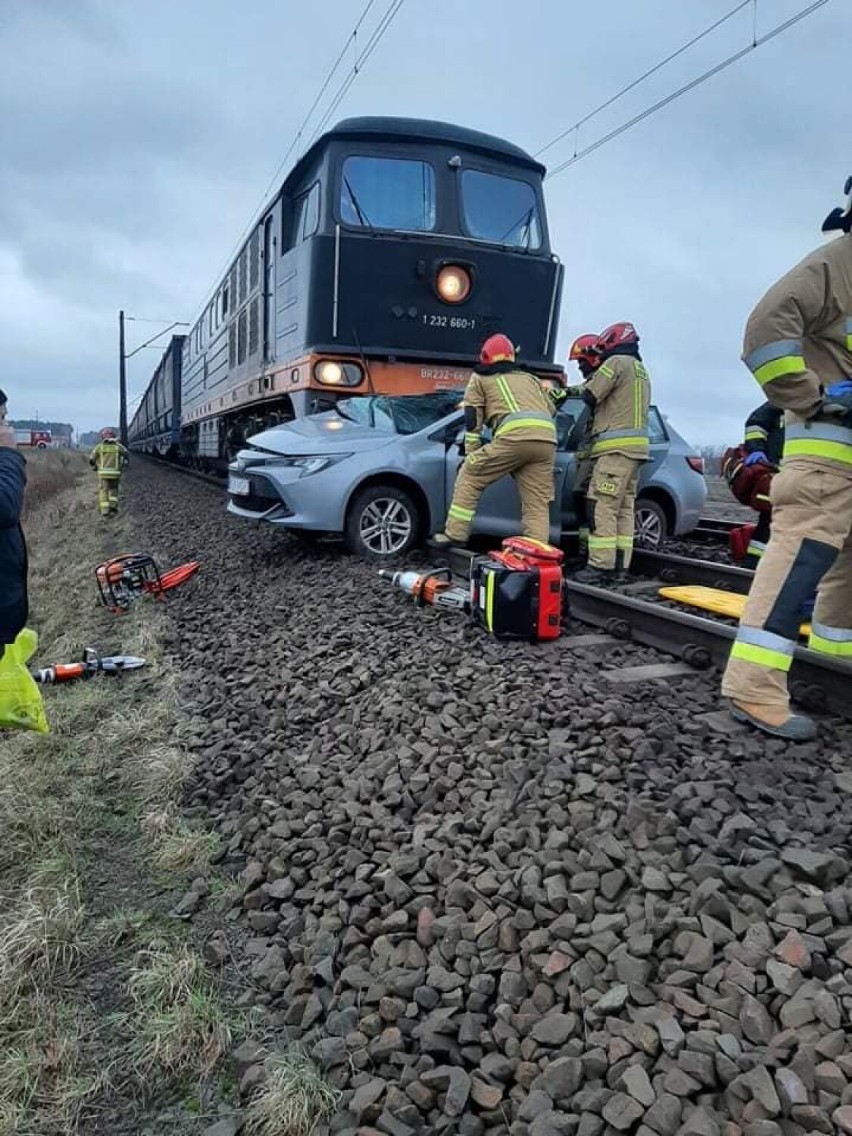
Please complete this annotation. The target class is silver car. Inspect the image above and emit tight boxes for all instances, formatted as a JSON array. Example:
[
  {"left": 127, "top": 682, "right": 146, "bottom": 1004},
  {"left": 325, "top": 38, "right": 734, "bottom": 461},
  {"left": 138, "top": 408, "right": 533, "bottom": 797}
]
[{"left": 227, "top": 392, "right": 707, "bottom": 558}]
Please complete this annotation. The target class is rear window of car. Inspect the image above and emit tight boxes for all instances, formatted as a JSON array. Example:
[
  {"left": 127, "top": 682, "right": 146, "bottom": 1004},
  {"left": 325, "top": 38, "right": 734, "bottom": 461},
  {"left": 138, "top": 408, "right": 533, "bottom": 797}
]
[{"left": 648, "top": 406, "right": 668, "bottom": 444}]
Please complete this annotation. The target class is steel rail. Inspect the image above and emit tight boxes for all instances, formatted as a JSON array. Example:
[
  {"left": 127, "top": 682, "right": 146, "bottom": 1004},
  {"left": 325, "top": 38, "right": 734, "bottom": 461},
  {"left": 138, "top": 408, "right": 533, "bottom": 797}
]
[
  {"left": 630, "top": 549, "right": 753, "bottom": 594},
  {"left": 564, "top": 581, "right": 852, "bottom": 719}
]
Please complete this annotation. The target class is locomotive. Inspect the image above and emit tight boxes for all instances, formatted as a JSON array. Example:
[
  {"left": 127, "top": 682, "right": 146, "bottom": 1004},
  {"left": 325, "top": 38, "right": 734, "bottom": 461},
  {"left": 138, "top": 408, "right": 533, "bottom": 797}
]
[{"left": 128, "top": 116, "right": 565, "bottom": 471}]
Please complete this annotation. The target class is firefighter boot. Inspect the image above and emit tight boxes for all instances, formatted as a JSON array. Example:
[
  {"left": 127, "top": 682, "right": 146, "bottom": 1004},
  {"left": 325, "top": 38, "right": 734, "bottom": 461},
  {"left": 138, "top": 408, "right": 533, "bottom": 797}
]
[
  {"left": 729, "top": 700, "right": 817, "bottom": 741},
  {"left": 573, "top": 566, "right": 617, "bottom": 586}
]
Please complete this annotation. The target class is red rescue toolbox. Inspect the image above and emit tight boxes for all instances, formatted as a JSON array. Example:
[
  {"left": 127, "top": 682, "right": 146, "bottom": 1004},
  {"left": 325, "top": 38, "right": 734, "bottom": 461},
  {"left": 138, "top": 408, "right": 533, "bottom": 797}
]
[{"left": 470, "top": 537, "right": 564, "bottom": 641}]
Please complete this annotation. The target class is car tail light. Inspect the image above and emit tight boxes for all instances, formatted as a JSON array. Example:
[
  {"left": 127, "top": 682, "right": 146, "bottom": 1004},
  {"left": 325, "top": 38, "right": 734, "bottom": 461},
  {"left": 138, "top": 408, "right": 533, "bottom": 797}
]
[
  {"left": 435, "top": 264, "right": 472, "bottom": 304},
  {"left": 686, "top": 456, "right": 705, "bottom": 474}
]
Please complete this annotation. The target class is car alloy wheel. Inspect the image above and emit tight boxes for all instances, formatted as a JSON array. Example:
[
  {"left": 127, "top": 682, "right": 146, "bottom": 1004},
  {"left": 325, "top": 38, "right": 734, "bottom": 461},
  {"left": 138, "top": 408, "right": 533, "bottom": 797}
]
[
  {"left": 358, "top": 497, "right": 414, "bottom": 556},
  {"left": 634, "top": 500, "right": 666, "bottom": 549}
]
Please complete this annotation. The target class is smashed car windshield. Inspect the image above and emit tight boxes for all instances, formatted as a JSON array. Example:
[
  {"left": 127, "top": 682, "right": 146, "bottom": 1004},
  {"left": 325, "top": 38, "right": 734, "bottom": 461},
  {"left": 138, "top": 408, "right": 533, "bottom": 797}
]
[{"left": 336, "top": 391, "right": 465, "bottom": 435}]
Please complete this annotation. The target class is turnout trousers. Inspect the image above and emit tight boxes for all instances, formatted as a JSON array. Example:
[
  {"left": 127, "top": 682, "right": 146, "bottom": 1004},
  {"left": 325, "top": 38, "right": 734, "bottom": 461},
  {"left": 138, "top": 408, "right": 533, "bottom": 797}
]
[
  {"left": 721, "top": 463, "right": 852, "bottom": 712},
  {"left": 445, "top": 437, "right": 555, "bottom": 544},
  {"left": 586, "top": 453, "right": 641, "bottom": 571},
  {"left": 98, "top": 474, "right": 121, "bottom": 516}
]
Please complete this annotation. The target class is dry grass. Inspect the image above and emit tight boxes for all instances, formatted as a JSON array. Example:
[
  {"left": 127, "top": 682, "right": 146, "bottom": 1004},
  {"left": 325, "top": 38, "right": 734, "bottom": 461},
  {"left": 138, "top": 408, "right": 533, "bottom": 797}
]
[
  {"left": 22, "top": 449, "right": 88, "bottom": 518},
  {"left": 127, "top": 943, "right": 233, "bottom": 1079},
  {"left": 243, "top": 1048, "right": 341, "bottom": 1136},
  {"left": 0, "top": 475, "right": 239, "bottom": 1131}
]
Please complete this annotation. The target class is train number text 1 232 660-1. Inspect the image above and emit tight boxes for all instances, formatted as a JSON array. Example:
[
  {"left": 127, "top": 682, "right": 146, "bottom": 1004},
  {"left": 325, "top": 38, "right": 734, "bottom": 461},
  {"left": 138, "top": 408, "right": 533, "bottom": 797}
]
[{"left": 422, "top": 314, "right": 477, "bottom": 330}]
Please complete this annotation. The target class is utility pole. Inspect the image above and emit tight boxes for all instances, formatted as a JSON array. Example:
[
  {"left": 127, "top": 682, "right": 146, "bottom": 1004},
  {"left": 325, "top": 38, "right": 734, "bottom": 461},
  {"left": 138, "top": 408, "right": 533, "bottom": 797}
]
[{"left": 119, "top": 309, "right": 128, "bottom": 445}]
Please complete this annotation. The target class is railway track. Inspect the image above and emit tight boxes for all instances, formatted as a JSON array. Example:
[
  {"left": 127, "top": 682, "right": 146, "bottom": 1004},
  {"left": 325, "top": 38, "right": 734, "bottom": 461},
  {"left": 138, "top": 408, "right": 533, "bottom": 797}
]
[
  {"left": 141, "top": 457, "right": 846, "bottom": 719},
  {"left": 450, "top": 545, "right": 852, "bottom": 720},
  {"left": 690, "top": 515, "right": 742, "bottom": 542}
]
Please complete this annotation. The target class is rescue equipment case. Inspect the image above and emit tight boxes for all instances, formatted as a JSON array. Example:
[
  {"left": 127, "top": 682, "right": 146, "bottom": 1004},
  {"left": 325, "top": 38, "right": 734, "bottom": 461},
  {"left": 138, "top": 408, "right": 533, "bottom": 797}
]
[{"left": 470, "top": 538, "right": 564, "bottom": 641}]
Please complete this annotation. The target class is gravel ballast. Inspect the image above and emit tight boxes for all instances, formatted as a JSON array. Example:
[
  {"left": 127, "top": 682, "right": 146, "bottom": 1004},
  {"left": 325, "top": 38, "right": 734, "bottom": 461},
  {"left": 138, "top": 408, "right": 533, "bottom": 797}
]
[{"left": 128, "top": 464, "right": 852, "bottom": 1136}]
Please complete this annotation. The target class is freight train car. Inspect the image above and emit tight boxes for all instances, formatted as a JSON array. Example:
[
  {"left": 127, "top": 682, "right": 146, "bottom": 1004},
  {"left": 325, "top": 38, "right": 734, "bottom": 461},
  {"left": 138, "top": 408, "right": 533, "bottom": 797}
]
[
  {"left": 131, "top": 116, "right": 565, "bottom": 472},
  {"left": 128, "top": 335, "right": 185, "bottom": 456}
]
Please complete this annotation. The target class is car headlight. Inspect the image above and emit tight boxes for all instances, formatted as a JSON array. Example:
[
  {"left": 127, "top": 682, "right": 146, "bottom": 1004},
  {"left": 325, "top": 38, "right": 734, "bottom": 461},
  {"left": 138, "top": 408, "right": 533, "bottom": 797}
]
[
  {"left": 435, "top": 264, "right": 472, "bottom": 304},
  {"left": 314, "top": 360, "right": 363, "bottom": 387},
  {"left": 277, "top": 454, "right": 353, "bottom": 478}
]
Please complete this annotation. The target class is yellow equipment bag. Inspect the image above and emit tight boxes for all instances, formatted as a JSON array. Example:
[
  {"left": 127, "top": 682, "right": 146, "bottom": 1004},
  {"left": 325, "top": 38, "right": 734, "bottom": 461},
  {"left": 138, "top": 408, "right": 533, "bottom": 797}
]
[
  {"left": 658, "top": 586, "right": 811, "bottom": 639},
  {"left": 0, "top": 628, "right": 50, "bottom": 734}
]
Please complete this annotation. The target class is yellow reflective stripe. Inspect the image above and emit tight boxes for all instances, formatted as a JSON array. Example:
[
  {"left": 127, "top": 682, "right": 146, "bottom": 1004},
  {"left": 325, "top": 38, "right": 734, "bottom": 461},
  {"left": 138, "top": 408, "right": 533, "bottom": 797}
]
[
  {"left": 744, "top": 429, "right": 767, "bottom": 441},
  {"left": 808, "top": 632, "right": 852, "bottom": 657},
  {"left": 616, "top": 536, "right": 634, "bottom": 549},
  {"left": 753, "top": 356, "right": 807, "bottom": 387},
  {"left": 846, "top": 318, "right": 852, "bottom": 352},
  {"left": 591, "top": 437, "right": 648, "bottom": 454},
  {"left": 730, "top": 641, "right": 794, "bottom": 671},
  {"left": 496, "top": 417, "right": 557, "bottom": 437},
  {"left": 783, "top": 439, "right": 852, "bottom": 465},
  {"left": 495, "top": 375, "right": 519, "bottom": 412},
  {"left": 597, "top": 364, "right": 614, "bottom": 378},
  {"left": 464, "top": 432, "right": 481, "bottom": 444},
  {"left": 588, "top": 536, "right": 618, "bottom": 549},
  {"left": 485, "top": 572, "right": 495, "bottom": 631},
  {"left": 448, "top": 504, "right": 474, "bottom": 520}
]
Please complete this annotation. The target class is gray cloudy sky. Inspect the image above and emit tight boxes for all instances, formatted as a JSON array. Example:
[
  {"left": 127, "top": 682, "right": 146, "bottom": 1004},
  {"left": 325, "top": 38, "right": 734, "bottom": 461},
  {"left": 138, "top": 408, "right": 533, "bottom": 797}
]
[{"left": 0, "top": 0, "right": 847, "bottom": 441}]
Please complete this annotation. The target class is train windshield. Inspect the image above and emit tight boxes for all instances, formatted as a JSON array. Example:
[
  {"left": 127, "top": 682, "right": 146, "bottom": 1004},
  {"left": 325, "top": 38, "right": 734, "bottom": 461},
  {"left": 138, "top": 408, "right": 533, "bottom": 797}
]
[
  {"left": 340, "top": 156, "right": 436, "bottom": 231},
  {"left": 336, "top": 391, "right": 464, "bottom": 434},
  {"left": 461, "top": 169, "right": 542, "bottom": 249}
]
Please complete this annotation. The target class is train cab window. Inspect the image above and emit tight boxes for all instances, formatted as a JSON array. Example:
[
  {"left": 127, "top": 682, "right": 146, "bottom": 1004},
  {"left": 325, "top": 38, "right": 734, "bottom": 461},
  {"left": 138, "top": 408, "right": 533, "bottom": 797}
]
[
  {"left": 461, "top": 170, "right": 542, "bottom": 249},
  {"left": 339, "top": 156, "right": 436, "bottom": 232},
  {"left": 295, "top": 183, "right": 320, "bottom": 241}
]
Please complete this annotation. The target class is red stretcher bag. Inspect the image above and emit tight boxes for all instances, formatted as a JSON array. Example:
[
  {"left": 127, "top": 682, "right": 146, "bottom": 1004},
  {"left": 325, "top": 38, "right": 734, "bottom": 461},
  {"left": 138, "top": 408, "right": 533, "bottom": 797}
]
[
  {"left": 729, "top": 523, "right": 757, "bottom": 563},
  {"left": 721, "top": 446, "right": 775, "bottom": 513}
]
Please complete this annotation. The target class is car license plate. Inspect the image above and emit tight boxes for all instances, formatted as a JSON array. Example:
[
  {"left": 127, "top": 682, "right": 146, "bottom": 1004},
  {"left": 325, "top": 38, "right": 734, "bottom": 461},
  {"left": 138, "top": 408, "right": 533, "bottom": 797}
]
[{"left": 229, "top": 475, "right": 250, "bottom": 496}]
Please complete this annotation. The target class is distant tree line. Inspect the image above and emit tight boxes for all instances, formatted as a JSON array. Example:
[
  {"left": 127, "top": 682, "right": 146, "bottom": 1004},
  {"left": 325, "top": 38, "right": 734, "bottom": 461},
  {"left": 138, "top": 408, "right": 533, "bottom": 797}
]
[{"left": 9, "top": 419, "right": 73, "bottom": 436}]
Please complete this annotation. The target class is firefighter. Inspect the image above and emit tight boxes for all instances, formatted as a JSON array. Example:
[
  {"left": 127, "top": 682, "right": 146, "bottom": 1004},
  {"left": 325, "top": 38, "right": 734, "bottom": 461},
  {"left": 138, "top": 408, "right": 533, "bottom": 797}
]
[
  {"left": 432, "top": 334, "right": 557, "bottom": 547},
  {"left": 740, "top": 401, "right": 785, "bottom": 567},
  {"left": 565, "top": 334, "right": 603, "bottom": 560},
  {"left": 567, "top": 322, "right": 651, "bottom": 582},
  {"left": 721, "top": 176, "right": 852, "bottom": 740},
  {"left": 89, "top": 429, "right": 129, "bottom": 517}
]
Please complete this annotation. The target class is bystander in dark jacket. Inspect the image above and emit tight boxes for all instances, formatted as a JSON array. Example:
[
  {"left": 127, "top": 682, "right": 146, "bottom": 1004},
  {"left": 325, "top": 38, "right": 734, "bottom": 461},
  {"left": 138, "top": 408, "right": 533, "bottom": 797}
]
[{"left": 0, "top": 423, "right": 28, "bottom": 648}]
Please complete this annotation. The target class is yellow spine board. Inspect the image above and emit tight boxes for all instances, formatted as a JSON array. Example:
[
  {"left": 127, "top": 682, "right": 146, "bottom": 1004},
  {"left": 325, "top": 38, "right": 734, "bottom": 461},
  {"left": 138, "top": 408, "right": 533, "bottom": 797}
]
[{"left": 658, "top": 586, "right": 811, "bottom": 639}]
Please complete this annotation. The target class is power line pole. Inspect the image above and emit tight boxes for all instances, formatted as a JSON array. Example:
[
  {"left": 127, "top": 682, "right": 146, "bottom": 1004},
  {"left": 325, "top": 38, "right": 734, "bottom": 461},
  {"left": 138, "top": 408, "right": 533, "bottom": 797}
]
[{"left": 119, "top": 309, "right": 128, "bottom": 445}]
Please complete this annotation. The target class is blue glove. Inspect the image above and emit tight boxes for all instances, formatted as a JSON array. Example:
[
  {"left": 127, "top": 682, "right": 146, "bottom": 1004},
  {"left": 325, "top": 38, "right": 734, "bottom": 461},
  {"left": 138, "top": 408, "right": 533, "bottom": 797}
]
[
  {"left": 744, "top": 451, "right": 767, "bottom": 466},
  {"left": 825, "top": 380, "right": 852, "bottom": 397}
]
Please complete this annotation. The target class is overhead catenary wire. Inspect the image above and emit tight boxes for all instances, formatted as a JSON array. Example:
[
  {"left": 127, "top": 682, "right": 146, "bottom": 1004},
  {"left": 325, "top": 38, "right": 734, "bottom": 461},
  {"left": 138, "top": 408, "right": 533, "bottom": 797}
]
[
  {"left": 545, "top": 0, "right": 831, "bottom": 180},
  {"left": 306, "top": 0, "right": 406, "bottom": 148},
  {"left": 534, "top": 0, "right": 753, "bottom": 159},
  {"left": 195, "top": 0, "right": 405, "bottom": 325}
]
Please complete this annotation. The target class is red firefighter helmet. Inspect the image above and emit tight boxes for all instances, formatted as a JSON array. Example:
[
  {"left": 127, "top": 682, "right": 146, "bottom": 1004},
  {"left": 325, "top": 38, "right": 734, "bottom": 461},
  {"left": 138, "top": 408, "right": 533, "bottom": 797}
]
[
  {"left": 479, "top": 333, "right": 516, "bottom": 366},
  {"left": 569, "top": 334, "right": 602, "bottom": 369},
  {"left": 598, "top": 322, "right": 639, "bottom": 352},
  {"left": 101, "top": 428, "right": 117, "bottom": 441}
]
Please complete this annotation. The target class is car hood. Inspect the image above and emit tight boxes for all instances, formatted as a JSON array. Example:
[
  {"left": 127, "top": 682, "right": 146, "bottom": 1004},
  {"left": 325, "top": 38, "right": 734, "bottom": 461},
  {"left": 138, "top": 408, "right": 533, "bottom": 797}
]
[{"left": 246, "top": 413, "right": 396, "bottom": 456}]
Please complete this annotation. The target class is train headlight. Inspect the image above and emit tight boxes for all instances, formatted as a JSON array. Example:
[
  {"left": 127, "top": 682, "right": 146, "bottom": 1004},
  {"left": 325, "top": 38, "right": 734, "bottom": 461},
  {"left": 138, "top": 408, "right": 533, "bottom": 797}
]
[
  {"left": 314, "top": 360, "right": 363, "bottom": 387},
  {"left": 436, "top": 265, "right": 471, "bottom": 305}
]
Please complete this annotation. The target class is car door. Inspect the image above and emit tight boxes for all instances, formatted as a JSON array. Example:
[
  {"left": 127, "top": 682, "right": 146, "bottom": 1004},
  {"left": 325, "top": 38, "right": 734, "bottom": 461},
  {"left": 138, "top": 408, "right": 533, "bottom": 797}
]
[{"left": 636, "top": 406, "right": 670, "bottom": 493}]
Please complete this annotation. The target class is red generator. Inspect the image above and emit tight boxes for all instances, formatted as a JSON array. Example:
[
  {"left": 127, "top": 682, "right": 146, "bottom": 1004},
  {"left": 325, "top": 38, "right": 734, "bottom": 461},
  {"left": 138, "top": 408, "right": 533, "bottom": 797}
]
[{"left": 470, "top": 537, "right": 565, "bottom": 641}]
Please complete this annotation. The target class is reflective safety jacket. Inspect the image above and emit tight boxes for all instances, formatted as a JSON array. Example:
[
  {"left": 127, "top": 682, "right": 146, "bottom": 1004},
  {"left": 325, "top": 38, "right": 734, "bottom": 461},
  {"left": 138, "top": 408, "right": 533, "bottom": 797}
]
[
  {"left": 743, "top": 402, "right": 784, "bottom": 465},
  {"left": 462, "top": 364, "right": 557, "bottom": 452},
  {"left": 579, "top": 354, "right": 651, "bottom": 461},
  {"left": 89, "top": 440, "right": 129, "bottom": 478},
  {"left": 742, "top": 233, "right": 852, "bottom": 476}
]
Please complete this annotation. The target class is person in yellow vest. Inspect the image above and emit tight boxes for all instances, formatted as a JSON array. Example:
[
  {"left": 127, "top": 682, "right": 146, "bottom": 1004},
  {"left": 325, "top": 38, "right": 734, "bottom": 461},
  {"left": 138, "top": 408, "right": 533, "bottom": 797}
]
[
  {"left": 431, "top": 334, "right": 558, "bottom": 547},
  {"left": 721, "top": 177, "right": 852, "bottom": 740},
  {"left": 562, "top": 322, "right": 651, "bottom": 583},
  {"left": 89, "top": 429, "right": 129, "bottom": 517}
]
